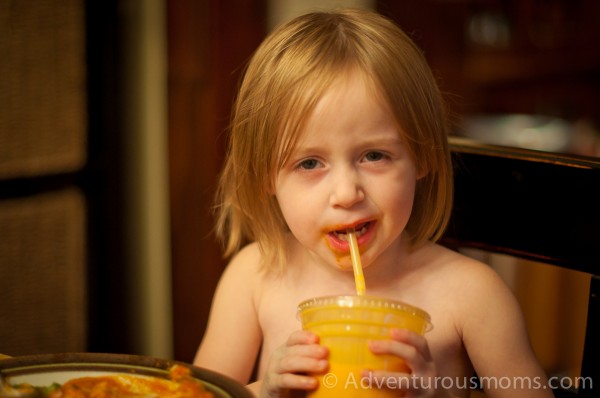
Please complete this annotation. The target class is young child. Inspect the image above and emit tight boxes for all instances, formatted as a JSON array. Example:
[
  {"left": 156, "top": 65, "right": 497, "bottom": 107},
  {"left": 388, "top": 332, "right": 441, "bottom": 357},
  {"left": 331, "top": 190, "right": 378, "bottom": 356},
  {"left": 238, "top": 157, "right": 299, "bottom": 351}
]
[{"left": 194, "top": 8, "right": 551, "bottom": 398}]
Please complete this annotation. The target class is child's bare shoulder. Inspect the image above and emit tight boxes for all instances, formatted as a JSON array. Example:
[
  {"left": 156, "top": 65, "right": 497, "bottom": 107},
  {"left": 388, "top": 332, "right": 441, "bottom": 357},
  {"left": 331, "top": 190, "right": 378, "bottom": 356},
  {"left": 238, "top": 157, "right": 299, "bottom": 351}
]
[
  {"left": 417, "top": 243, "right": 515, "bottom": 308},
  {"left": 227, "top": 242, "right": 263, "bottom": 269},
  {"left": 425, "top": 243, "right": 505, "bottom": 282},
  {"left": 424, "top": 243, "right": 520, "bottom": 322},
  {"left": 220, "top": 242, "right": 290, "bottom": 297},
  {"left": 218, "top": 242, "right": 264, "bottom": 291}
]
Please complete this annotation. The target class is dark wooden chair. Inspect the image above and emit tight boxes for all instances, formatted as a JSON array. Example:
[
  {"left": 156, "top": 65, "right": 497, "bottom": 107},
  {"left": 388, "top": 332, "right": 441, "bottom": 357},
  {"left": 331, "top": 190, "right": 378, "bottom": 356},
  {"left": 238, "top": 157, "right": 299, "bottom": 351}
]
[{"left": 441, "top": 137, "right": 599, "bottom": 398}]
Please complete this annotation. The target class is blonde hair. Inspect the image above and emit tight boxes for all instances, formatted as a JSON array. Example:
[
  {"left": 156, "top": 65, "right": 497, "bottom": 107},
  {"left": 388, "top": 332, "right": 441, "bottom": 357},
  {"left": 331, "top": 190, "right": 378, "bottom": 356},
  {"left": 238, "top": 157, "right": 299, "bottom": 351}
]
[{"left": 216, "top": 8, "right": 453, "bottom": 271}]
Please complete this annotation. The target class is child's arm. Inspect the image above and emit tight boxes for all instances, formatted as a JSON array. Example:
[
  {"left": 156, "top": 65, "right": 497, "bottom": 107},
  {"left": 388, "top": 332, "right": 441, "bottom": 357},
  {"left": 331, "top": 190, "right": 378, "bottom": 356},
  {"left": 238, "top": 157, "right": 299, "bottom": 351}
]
[
  {"left": 194, "top": 243, "right": 328, "bottom": 398},
  {"left": 461, "top": 263, "right": 553, "bottom": 398},
  {"left": 194, "top": 245, "right": 263, "bottom": 384}
]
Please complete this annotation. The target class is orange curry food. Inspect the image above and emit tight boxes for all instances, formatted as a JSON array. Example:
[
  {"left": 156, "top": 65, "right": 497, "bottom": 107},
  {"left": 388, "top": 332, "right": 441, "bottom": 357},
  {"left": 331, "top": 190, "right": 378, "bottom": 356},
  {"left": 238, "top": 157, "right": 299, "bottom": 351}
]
[{"left": 15, "top": 365, "right": 214, "bottom": 398}]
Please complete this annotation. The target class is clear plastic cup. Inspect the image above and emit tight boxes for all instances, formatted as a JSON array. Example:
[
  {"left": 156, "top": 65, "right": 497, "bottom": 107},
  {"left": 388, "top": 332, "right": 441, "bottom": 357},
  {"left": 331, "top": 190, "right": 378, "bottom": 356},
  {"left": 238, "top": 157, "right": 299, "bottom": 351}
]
[{"left": 297, "top": 295, "right": 432, "bottom": 398}]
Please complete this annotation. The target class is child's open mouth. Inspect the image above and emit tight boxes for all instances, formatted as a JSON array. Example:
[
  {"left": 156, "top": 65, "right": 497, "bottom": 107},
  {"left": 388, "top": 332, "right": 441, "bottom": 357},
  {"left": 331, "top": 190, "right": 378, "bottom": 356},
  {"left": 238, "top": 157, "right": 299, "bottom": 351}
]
[{"left": 330, "top": 221, "right": 371, "bottom": 241}]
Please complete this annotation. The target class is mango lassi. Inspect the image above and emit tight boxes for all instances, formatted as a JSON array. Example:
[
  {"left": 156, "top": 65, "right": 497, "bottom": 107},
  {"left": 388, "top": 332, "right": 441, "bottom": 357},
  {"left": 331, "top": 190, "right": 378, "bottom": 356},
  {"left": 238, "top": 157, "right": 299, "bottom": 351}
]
[{"left": 298, "top": 295, "right": 431, "bottom": 398}]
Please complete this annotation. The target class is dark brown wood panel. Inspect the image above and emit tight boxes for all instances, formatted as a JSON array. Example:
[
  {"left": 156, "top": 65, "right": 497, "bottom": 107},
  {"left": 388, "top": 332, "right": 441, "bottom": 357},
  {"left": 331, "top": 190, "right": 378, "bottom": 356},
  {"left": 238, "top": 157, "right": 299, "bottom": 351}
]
[{"left": 167, "top": 0, "right": 266, "bottom": 362}]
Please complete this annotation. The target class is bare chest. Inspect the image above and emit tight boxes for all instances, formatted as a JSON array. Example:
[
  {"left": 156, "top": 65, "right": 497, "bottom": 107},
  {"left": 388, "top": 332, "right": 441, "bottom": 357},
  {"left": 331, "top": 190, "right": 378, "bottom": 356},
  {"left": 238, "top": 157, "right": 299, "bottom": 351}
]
[{"left": 255, "top": 283, "right": 473, "bottom": 381}]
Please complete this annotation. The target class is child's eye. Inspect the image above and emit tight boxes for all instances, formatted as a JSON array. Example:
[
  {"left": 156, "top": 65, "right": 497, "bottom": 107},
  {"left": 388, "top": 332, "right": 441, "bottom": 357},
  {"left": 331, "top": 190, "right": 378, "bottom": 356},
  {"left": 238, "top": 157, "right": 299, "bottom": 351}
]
[
  {"left": 363, "top": 151, "right": 386, "bottom": 162},
  {"left": 297, "top": 158, "right": 321, "bottom": 170}
]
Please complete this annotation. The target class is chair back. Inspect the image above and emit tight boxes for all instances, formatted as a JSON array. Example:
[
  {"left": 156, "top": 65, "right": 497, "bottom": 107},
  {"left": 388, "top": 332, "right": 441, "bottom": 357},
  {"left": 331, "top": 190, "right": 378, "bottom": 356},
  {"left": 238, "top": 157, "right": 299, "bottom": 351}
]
[{"left": 442, "top": 137, "right": 599, "bottom": 397}]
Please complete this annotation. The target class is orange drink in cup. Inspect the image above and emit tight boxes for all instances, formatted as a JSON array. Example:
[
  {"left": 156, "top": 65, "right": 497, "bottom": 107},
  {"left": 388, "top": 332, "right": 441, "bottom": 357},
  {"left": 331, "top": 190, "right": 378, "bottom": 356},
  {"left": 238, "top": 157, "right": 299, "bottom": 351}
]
[{"left": 298, "top": 295, "right": 431, "bottom": 398}]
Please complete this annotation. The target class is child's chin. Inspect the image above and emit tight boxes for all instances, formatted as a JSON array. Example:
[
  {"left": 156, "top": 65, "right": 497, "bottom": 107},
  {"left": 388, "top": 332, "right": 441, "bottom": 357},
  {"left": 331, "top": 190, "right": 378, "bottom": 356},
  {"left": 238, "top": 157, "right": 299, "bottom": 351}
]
[{"left": 335, "top": 262, "right": 355, "bottom": 271}]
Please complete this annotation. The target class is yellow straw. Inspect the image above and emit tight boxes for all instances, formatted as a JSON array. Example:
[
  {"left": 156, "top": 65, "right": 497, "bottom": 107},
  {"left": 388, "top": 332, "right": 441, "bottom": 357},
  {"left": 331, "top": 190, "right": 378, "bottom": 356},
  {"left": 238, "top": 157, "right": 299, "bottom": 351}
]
[{"left": 347, "top": 230, "right": 366, "bottom": 296}]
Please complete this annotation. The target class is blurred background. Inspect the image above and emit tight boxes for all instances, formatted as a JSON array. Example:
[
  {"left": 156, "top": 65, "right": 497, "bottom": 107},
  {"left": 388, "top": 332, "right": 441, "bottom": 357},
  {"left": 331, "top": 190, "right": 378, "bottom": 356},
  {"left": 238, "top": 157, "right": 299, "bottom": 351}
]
[{"left": 1, "top": 0, "right": 598, "bottom": 390}]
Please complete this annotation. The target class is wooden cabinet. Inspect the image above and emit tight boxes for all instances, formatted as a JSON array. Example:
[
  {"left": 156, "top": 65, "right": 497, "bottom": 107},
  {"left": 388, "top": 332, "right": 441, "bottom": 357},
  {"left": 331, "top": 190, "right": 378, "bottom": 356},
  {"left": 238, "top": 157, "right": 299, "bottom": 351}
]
[{"left": 377, "top": 0, "right": 600, "bottom": 125}]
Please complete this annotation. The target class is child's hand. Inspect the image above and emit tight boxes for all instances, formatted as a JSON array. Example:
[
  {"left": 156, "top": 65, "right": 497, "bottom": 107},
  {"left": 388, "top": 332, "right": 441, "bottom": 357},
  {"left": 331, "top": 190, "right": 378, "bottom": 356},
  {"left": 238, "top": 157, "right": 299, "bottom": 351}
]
[
  {"left": 260, "top": 330, "right": 328, "bottom": 398},
  {"left": 366, "top": 328, "right": 442, "bottom": 398}
]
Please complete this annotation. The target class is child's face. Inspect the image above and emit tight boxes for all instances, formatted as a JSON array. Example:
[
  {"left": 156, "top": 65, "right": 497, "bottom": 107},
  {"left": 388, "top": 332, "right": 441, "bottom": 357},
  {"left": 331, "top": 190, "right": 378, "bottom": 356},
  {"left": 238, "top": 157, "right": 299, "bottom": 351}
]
[{"left": 274, "top": 71, "right": 421, "bottom": 271}]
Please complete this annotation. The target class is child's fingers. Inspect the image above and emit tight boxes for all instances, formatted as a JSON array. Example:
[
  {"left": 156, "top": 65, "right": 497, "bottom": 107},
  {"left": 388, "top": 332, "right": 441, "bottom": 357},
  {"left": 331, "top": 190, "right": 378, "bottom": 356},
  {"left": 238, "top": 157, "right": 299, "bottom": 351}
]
[
  {"left": 284, "top": 341, "right": 329, "bottom": 360},
  {"left": 282, "top": 330, "right": 329, "bottom": 361},
  {"left": 286, "top": 329, "right": 320, "bottom": 345},
  {"left": 263, "top": 343, "right": 328, "bottom": 395},
  {"left": 277, "top": 354, "right": 328, "bottom": 375},
  {"left": 272, "top": 341, "right": 328, "bottom": 374},
  {"left": 368, "top": 329, "right": 435, "bottom": 378},
  {"left": 266, "top": 372, "right": 319, "bottom": 392},
  {"left": 391, "top": 329, "right": 432, "bottom": 360},
  {"left": 365, "top": 330, "right": 439, "bottom": 396},
  {"left": 265, "top": 335, "right": 329, "bottom": 387},
  {"left": 369, "top": 329, "right": 431, "bottom": 361}
]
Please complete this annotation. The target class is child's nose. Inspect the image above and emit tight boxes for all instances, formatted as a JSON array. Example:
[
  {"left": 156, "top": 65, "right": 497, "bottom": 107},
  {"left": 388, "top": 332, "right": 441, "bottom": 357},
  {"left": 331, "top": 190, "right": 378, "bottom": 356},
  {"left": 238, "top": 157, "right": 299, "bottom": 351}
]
[{"left": 329, "top": 168, "right": 365, "bottom": 208}]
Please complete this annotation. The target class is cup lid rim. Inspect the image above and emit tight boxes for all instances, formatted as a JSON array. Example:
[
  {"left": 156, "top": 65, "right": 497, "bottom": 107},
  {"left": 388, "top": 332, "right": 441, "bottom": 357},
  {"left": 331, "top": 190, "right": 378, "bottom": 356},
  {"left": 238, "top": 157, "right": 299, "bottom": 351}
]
[{"left": 297, "top": 295, "right": 431, "bottom": 323}]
